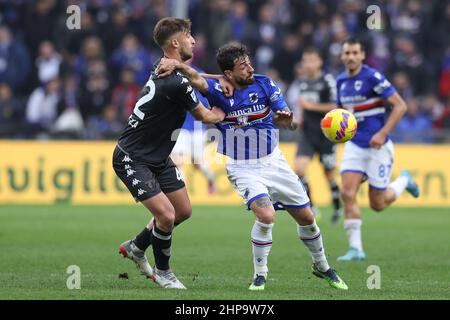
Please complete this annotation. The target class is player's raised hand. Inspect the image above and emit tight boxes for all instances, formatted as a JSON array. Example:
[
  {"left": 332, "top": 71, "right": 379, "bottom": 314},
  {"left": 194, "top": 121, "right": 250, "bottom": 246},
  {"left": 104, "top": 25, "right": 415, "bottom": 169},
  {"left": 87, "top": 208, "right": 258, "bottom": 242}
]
[
  {"left": 275, "top": 110, "right": 293, "bottom": 127},
  {"left": 156, "top": 58, "right": 180, "bottom": 78},
  {"left": 369, "top": 131, "right": 387, "bottom": 149},
  {"left": 218, "top": 76, "right": 234, "bottom": 97}
]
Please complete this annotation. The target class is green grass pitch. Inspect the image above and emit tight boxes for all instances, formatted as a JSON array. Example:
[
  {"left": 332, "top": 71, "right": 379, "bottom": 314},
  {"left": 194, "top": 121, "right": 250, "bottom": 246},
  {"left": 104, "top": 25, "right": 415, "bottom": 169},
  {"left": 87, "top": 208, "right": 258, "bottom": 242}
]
[{"left": 0, "top": 205, "right": 449, "bottom": 300}]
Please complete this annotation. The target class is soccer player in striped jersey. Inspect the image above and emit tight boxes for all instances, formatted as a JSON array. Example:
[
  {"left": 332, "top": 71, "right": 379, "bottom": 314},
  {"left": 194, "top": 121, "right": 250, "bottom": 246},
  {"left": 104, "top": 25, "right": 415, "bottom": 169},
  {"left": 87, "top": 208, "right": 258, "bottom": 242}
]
[
  {"left": 158, "top": 43, "right": 348, "bottom": 290},
  {"left": 336, "top": 38, "right": 420, "bottom": 261}
]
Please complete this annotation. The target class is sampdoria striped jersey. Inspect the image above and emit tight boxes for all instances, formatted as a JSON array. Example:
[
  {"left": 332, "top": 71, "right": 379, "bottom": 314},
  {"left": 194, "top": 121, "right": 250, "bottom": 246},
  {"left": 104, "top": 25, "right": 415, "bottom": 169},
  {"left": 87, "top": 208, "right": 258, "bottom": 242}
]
[{"left": 336, "top": 64, "right": 396, "bottom": 148}]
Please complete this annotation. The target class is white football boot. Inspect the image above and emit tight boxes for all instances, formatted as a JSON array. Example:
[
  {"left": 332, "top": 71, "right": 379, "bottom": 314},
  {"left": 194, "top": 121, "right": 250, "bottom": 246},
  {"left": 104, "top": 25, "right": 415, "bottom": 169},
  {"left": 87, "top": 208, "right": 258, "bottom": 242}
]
[
  {"left": 153, "top": 267, "right": 186, "bottom": 289},
  {"left": 119, "top": 240, "right": 155, "bottom": 280}
]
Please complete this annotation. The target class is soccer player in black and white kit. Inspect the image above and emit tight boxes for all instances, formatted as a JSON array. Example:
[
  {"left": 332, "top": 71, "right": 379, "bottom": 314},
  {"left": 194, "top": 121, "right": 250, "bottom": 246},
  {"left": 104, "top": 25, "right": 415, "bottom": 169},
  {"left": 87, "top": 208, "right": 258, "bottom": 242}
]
[
  {"left": 287, "top": 47, "right": 342, "bottom": 223},
  {"left": 112, "top": 18, "right": 226, "bottom": 289}
]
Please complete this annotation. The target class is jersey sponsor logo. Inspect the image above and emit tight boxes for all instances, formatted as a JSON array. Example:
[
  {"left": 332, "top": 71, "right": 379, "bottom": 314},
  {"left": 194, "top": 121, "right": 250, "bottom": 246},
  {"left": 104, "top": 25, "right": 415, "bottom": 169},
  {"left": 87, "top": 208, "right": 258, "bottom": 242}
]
[
  {"left": 224, "top": 106, "right": 271, "bottom": 128},
  {"left": 227, "top": 104, "right": 266, "bottom": 118},
  {"left": 354, "top": 80, "right": 363, "bottom": 91},
  {"left": 341, "top": 95, "right": 367, "bottom": 104}
]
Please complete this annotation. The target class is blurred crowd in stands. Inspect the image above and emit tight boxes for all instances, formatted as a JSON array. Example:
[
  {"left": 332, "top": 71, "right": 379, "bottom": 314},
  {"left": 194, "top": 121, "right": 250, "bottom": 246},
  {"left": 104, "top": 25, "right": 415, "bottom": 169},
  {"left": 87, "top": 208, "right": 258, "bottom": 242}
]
[{"left": 0, "top": 0, "right": 449, "bottom": 142}]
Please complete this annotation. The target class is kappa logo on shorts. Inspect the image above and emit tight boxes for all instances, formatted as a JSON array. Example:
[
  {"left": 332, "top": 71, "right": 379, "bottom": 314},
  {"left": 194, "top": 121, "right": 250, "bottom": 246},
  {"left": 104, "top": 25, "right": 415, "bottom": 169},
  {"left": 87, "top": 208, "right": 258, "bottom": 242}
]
[
  {"left": 137, "top": 189, "right": 147, "bottom": 196},
  {"left": 122, "top": 155, "right": 133, "bottom": 163},
  {"left": 124, "top": 164, "right": 131, "bottom": 169},
  {"left": 126, "top": 169, "right": 136, "bottom": 177},
  {"left": 132, "top": 178, "right": 141, "bottom": 186}
]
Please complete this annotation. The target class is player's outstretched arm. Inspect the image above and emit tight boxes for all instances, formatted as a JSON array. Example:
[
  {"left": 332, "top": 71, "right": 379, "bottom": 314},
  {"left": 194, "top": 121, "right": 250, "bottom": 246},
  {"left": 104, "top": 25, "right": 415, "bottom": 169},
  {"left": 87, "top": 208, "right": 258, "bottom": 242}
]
[
  {"left": 369, "top": 92, "right": 407, "bottom": 149},
  {"left": 191, "top": 103, "right": 225, "bottom": 124},
  {"left": 157, "top": 58, "right": 209, "bottom": 94},
  {"left": 273, "top": 107, "right": 298, "bottom": 130},
  {"left": 157, "top": 58, "right": 233, "bottom": 97},
  {"left": 199, "top": 73, "right": 233, "bottom": 97}
]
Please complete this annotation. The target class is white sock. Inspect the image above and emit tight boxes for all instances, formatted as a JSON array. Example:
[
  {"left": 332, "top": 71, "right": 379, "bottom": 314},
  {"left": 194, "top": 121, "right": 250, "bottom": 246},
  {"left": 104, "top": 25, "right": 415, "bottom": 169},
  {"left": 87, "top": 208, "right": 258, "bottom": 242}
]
[
  {"left": 388, "top": 176, "right": 409, "bottom": 198},
  {"left": 344, "top": 219, "right": 363, "bottom": 250},
  {"left": 251, "top": 220, "right": 273, "bottom": 277},
  {"left": 297, "top": 221, "right": 330, "bottom": 272}
]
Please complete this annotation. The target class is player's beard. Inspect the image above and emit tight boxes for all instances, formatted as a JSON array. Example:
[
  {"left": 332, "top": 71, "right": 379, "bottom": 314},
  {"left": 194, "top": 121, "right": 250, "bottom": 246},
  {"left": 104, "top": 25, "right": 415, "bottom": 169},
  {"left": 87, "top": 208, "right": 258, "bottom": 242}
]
[
  {"left": 235, "top": 75, "right": 255, "bottom": 86},
  {"left": 180, "top": 47, "right": 193, "bottom": 62}
]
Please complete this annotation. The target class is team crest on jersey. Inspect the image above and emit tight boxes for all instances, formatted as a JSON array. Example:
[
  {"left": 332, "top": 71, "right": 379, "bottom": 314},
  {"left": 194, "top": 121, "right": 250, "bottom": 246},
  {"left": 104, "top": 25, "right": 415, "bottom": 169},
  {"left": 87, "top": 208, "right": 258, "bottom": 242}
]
[
  {"left": 354, "top": 80, "right": 363, "bottom": 91},
  {"left": 229, "top": 98, "right": 234, "bottom": 107},
  {"left": 340, "top": 83, "right": 346, "bottom": 90},
  {"left": 249, "top": 92, "right": 258, "bottom": 103}
]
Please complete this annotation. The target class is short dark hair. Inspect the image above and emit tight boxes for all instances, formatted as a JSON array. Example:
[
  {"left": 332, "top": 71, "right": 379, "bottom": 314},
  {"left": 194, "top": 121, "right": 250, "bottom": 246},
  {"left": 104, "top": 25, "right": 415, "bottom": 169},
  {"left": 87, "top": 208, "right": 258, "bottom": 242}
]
[
  {"left": 342, "top": 37, "right": 365, "bottom": 51},
  {"left": 153, "top": 17, "right": 191, "bottom": 48},
  {"left": 302, "top": 46, "right": 322, "bottom": 57},
  {"left": 216, "top": 42, "right": 250, "bottom": 73}
]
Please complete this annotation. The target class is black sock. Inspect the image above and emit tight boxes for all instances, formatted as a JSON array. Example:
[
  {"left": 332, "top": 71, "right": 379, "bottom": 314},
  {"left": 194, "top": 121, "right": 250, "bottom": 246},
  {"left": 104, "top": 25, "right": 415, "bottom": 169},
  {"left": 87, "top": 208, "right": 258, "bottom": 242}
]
[
  {"left": 330, "top": 181, "right": 341, "bottom": 210},
  {"left": 300, "top": 176, "right": 313, "bottom": 206},
  {"left": 132, "top": 227, "right": 152, "bottom": 251},
  {"left": 151, "top": 225, "right": 172, "bottom": 271}
]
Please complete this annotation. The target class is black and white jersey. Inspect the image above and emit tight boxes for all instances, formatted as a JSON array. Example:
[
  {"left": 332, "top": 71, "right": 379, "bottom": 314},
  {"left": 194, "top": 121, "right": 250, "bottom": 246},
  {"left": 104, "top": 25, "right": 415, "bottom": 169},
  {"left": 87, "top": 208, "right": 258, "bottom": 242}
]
[
  {"left": 117, "top": 63, "right": 199, "bottom": 164},
  {"left": 287, "top": 73, "right": 336, "bottom": 135}
]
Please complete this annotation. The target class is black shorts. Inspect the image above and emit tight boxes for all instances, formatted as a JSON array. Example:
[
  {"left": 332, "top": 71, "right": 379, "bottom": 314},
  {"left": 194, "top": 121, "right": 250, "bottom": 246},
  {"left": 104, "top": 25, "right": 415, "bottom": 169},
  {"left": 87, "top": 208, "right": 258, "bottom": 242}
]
[
  {"left": 296, "top": 131, "right": 337, "bottom": 170},
  {"left": 112, "top": 146, "right": 185, "bottom": 202}
]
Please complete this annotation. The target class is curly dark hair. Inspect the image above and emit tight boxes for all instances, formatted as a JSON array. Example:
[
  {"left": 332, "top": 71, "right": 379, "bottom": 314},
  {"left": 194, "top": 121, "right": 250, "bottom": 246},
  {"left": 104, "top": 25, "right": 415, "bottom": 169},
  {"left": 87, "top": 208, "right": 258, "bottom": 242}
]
[{"left": 216, "top": 42, "right": 250, "bottom": 73}]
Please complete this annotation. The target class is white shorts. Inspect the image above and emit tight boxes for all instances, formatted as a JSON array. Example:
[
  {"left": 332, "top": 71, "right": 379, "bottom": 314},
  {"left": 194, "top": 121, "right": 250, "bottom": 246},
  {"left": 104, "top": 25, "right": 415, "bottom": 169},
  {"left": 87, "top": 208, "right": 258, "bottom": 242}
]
[
  {"left": 340, "top": 140, "right": 394, "bottom": 190},
  {"left": 226, "top": 147, "right": 310, "bottom": 209},
  {"left": 172, "top": 129, "right": 206, "bottom": 163}
]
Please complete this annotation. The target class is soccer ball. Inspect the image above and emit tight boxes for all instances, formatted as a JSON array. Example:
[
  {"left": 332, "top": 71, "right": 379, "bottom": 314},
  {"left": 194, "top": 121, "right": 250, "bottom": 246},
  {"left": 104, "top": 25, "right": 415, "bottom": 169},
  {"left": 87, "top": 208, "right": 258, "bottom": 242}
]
[{"left": 320, "top": 109, "right": 357, "bottom": 143}]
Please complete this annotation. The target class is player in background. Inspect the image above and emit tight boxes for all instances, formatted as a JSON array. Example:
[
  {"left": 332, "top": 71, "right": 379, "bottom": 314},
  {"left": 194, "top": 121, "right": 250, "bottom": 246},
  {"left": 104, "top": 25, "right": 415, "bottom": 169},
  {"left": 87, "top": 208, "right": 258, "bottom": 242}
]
[
  {"left": 158, "top": 43, "right": 348, "bottom": 291},
  {"left": 336, "top": 38, "right": 420, "bottom": 261},
  {"left": 113, "top": 18, "right": 227, "bottom": 289},
  {"left": 171, "top": 65, "right": 217, "bottom": 195},
  {"left": 286, "top": 47, "right": 341, "bottom": 223}
]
